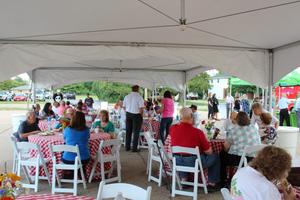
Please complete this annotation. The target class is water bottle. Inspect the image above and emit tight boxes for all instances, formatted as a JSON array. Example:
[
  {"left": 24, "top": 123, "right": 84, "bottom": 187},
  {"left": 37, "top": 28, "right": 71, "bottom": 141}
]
[
  {"left": 114, "top": 192, "right": 125, "bottom": 200},
  {"left": 47, "top": 117, "right": 51, "bottom": 131}
]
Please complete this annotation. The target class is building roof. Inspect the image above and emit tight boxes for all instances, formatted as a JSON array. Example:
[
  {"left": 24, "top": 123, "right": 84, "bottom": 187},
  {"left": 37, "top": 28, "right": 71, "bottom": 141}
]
[{"left": 11, "top": 85, "right": 31, "bottom": 91}]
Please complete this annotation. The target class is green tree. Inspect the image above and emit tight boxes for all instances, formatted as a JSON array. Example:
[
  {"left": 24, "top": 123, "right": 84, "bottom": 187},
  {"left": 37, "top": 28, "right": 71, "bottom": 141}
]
[
  {"left": 232, "top": 85, "right": 256, "bottom": 96},
  {"left": 59, "top": 82, "right": 92, "bottom": 95},
  {"left": 92, "top": 81, "right": 132, "bottom": 102},
  {"left": 187, "top": 72, "right": 211, "bottom": 98},
  {"left": 0, "top": 77, "right": 27, "bottom": 91}
]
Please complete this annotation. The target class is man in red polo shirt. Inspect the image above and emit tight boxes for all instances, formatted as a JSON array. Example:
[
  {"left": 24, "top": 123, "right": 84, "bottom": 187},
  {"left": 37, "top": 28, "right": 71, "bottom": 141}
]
[{"left": 170, "top": 107, "right": 220, "bottom": 189}]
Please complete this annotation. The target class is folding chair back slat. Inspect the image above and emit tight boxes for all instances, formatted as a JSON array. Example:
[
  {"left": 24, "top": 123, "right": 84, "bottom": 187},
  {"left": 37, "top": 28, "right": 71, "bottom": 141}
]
[
  {"left": 97, "top": 181, "right": 151, "bottom": 200},
  {"left": 238, "top": 144, "right": 267, "bottom": 169}
]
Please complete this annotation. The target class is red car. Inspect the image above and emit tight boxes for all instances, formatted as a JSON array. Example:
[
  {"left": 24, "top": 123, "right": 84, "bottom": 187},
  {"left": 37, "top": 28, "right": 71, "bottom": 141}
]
[{"left": 13, "top": 94, "right": 27, "bottom": 101}]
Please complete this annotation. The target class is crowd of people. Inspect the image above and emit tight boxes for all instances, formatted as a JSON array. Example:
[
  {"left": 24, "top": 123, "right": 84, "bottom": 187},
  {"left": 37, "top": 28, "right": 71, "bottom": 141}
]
[{"left": 14, "top": 87, "right": 298, "bottom": 199}]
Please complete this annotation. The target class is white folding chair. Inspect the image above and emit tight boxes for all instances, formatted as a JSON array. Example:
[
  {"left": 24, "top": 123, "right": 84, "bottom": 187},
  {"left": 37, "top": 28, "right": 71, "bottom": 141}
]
[
  {"left": 237, "top": 144, "right": 267, "bottom": 169},
  {"left": 96, "top": 181, "right": 151, "bottom": 200},
  {"left": 221, "top": 188, "right": 233, "bottom": 200},
  {"left": 158, "top": 140, "right": 183, "bottom": 190},
  {"left": 144, "top": 132, "right": 182, "bottom": 189},
  {"left": 117, "top": 129, "right": 126, "bottom": 146},
  {"left": 88, "top": 139, "right": 122, "bottom": 183},
  {"left": 144, "top": 131, "right": 163, "bottom": 186},
  {"left": 10, "top": 135, "right": 19, "bottom": 174},
  {"left": 50, "top": 144, "right": 87, "bottom": 196},
  {"left": 138, "top": 120, "right": 154, "bottom": 149},
  {"left": 16, "top": 142, "right": 50, "bottom": 192},
  {"left": 171, "top": 146, "right": 208, "bottom": 200}
]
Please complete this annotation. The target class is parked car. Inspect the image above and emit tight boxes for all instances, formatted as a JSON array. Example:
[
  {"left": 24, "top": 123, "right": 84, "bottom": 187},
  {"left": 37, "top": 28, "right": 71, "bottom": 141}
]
[
  {"left": 44, "top": 91, "right": 51, "bottom": 100},
  {"left": 0, "top": 91, "right": 13, "bottom": 101},
  {"left": 13, "top": 94, "right": 27, "bottom": 101},
  {"left": 30, "top": 91, "right": 45, "bottom": 101},
  {"left": 63, "top": 92, "right": 76, "bottom": 100}
]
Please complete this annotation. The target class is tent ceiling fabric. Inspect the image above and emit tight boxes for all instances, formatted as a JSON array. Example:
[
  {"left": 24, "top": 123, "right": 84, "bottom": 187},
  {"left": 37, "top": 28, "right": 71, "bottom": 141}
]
[
  {"left": 0, "top": 44, "right": 268, "bottom": 89},
  {"left": 1, "top": 0, "right": 300, "bottom": 87}
]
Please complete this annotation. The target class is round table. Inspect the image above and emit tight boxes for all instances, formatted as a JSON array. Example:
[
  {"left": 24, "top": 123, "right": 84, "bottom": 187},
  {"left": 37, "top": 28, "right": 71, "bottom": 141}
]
[
  {"left": 28, "top": 132, "right": 111, "bottom": 181},
  {"left": 17, "top": 194, "right": 95, "bottom": 200}
]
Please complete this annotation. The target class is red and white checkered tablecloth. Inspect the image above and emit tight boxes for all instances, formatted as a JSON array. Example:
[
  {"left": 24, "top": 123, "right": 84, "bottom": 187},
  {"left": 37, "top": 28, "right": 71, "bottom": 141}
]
[
  {"left": 17, "top": 194, "right": 95, "bottom": 200},
  {"left": 28, "top": 132, "right": 111, "bottom": 182},
  {"left": 38, "top": 120, "right": 57, "bottom": 131},
  {"left": 142, "top": 119, "right": 160, "bottom": 139}
]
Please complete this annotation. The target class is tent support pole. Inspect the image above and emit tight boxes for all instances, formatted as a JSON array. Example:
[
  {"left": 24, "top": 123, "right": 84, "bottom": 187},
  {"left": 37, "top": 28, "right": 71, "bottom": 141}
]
[
  {"left": 183, "top": 72, "right": 187, "bottom": 107},
  {"left": 268, "top": 50, "right": 274, "bottom": 112},
  {"left": 32, "top": 69, "right": 36, "bottom": 104}
]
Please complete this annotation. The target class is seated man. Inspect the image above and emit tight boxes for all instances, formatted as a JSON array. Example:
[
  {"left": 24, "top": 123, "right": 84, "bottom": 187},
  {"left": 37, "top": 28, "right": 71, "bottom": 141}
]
[
  {"left": 170, "top": 107, "right": 220, "bottom": 190},
  {"left": 17, "top": 111, "right": 41, "bottom": 141}
]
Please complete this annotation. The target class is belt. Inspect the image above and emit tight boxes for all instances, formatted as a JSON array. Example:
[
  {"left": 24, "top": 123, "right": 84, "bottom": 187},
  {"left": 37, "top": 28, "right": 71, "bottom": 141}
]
[{"left": 174, "top": 154, "right": 196, "bottom": 157}]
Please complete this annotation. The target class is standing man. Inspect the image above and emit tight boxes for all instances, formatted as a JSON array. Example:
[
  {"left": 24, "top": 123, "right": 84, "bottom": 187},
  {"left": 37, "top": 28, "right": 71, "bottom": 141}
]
[
  {"left": 123, "top": 85, "right": 145, "bottom": 152},
  {"left": 225, "top": 93, "right": 234, "bottom": 119},
  {"left": 84, "top": 93, "right": 94, "bottom": 109},
  {"left": 277, "top": 94, "right": 290, "bottom": 126}
]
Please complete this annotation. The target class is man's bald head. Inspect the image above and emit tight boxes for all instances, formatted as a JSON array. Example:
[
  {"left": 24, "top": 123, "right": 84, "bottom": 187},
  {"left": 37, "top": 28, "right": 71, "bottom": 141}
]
[{"left": 180, "top": 107, "right": 193, "bottom": 124}]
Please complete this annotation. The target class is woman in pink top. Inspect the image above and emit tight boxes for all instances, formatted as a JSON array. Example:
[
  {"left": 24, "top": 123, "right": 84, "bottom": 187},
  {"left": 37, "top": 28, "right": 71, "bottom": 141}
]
[
  {"left": 159, "top": 91, "right": 174, "bottom": 144},
  {"left": 57, "top": 100, "right": 67, "bottom": 116}
]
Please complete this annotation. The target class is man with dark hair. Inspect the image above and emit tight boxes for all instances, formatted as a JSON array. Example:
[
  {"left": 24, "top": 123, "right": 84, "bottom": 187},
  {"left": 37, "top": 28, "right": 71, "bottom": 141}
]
[
  {"left": 190, "top": 104, "right": 201, "bottom": 128},
  {"left": 123, "top": 85, "right": 145, "bottom": 152},
  {"left": 84, "top": 93, "right": 94, "bottom": 109}
]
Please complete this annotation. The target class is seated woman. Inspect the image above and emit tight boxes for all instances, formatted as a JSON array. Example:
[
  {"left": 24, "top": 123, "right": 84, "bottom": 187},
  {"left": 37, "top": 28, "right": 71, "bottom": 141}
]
[
  {"left": 259, "top": 112, "right": 278, "bottom": 145},
  {"left": 92, "top": 110, "right": 115, "bottom": 135},
  {"left": 32, "top": 103, "right": 41, "bottom": 119},
  {"left": 224, "top": 111, "right": 238, "bottom": 134},
  {"left": 40, "top": 102, "right": 55, "bottom": 119},
  {"left": 62, "top": 111, "right": 90, "bottom": 166},
  {"left": 231, "top": 146, "right": 295, "bottom": 200},
  {"left": 220, "top": 112, "right": 261, "bottom": 185},
  {"left": 143, "top": 100, "right": 154, "bottom": 118},
  {"left": 17, "top": 111, "right": 41, "bottom": 142}
]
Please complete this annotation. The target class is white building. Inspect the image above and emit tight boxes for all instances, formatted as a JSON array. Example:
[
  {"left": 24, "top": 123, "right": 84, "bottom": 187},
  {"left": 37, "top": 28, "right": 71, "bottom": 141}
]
[{"left": 208, "top": 74, "right": 231, "bottom": 99}]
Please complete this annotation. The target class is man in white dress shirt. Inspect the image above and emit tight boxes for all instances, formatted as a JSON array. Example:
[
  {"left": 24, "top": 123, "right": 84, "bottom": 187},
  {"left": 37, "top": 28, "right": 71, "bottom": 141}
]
[
  {"left": 277, "top": 94, "right": 290, "bottom": 126},
  {"left": 123, "top": 85, "right": 145, "bottom": 152},
  {"left": 225, "top": 94, "right": 234, "bottom": 119}
]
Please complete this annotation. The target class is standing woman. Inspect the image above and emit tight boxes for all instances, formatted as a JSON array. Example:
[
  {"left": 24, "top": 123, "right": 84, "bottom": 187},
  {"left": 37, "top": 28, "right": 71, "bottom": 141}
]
[
  {"left": 159, "top": 91, "right": 174, "bottom": 144},
  {"left": 212, "top": 94, "right": 219, "bottom": 120},
  {"left": 207, "top": 93, "right": 213, "bottom": 119}
]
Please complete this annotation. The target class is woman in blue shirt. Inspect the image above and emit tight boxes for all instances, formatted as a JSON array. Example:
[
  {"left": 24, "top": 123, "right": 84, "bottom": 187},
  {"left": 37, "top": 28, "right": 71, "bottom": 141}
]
[{"left": 62, "top": 111, "right": 90, "bottom": 165}]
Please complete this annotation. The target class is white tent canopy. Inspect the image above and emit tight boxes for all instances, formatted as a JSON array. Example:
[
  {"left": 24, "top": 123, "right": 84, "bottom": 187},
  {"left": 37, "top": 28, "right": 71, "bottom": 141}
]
[{"left": 1, "top": 0, "right": 300, "bottom": 93}]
